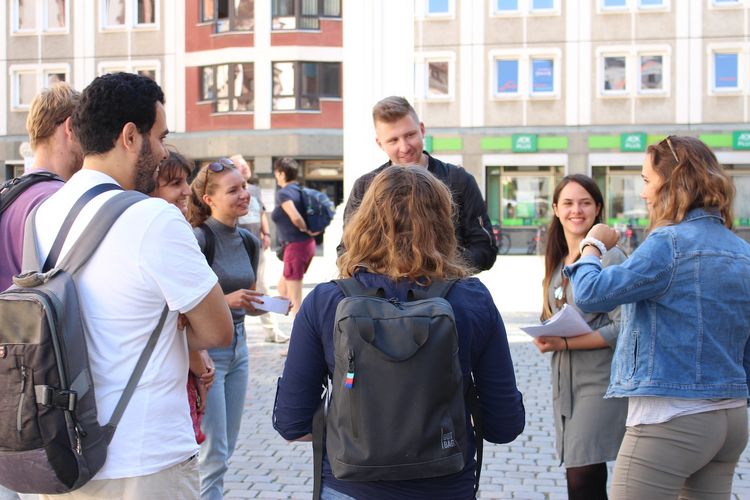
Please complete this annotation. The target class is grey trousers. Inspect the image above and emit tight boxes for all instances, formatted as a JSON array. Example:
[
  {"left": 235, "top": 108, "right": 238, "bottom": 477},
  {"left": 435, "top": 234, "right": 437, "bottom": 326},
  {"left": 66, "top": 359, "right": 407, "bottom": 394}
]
[{"left": 611, "top": 406, "right": 748, "bottom": 500}]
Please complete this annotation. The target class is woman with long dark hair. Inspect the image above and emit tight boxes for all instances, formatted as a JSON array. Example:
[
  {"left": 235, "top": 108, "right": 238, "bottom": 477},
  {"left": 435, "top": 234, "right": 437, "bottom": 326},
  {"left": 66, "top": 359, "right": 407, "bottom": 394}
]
[
  {"left": 534, "top": 174, "right": 627, "bottom": 500},
  {"left": 567, "top": 136, "right": 750, "bottom": 498}
]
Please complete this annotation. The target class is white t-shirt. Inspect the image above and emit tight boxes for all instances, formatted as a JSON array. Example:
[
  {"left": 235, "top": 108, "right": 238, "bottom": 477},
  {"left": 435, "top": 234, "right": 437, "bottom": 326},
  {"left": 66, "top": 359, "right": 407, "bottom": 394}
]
[{"left": 33, "top": 169, "right": 218, "bottom": 479}]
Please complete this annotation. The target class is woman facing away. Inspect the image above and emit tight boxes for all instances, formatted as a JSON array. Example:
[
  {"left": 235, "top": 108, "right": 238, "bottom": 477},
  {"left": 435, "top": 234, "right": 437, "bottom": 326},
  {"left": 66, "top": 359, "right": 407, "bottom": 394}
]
[
  {"left": 270, "top": 157, "right": 318, "bottom": 316},
  {"left": 187, "top": 158, "right": 265, "bottom": 500},
  {"left": 150, "top": 149, "right": 215, "bottom": 444},
  {"left": 533, "top": 175, "right": 627, "bottom": 500},
  {"left": 566, "top": 136, "right": 750, "bottom": 499},
  {"left": 272, "top": 166, "right": 525, "bottom": 500}
]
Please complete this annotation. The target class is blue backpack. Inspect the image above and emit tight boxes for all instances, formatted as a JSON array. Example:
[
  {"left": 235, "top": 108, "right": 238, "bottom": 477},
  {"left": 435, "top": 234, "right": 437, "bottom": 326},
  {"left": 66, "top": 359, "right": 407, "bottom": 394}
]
[{"left": 295, "top": 185, "right": 335, "bottom": 233}]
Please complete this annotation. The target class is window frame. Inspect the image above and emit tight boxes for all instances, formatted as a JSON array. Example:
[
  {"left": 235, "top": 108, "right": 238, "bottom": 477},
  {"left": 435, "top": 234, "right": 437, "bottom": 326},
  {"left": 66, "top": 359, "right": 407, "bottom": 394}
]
[
  {"left": 271, "top": 61, "right": 342, "bottom": 112},
  {"left": 489, "top": 49, "right": 561, "bottom": 100},
  {"left": 201, "top": 0, "right": 255, "bottom": 33},
  {"left": 529, "top": 0, "right": 559, "bottom": 14},
  {"left": 493, "top": 0, "right": 521, "bottom": 15},
  {"left": 599, "top": 53, "right": 630, "bottom": 96},
  {"left": 709, "top": 0, "right": 742, "bottom": 9},
  {"left": 199, "top": 62, "right": 255, "bottom": 113},
  {"left": 637, "top": 53, "right": 667, "bottom": 95},
  {"left": 597, "top": 0, "right": 670, "bottom": 12},
  {"left": 493, "top": 57, "right": 522, "bottom": 98},
  {"left": 529, "top": 56, "right": 557, "bottom": 97},
  {"left": 96, "top": 61, "right": 162, "bottom": 85},
  {"left": 100, "top": 0, "right": 159, "bottom": 31},
  {"left": 271, "top": 0, "right": 342, "bottom": 31},
  {"left": 709, "top": 49, "right": 742, "bottom": 94},
  {"left": 415, "top": 52, "right": 456, "bottom": 101},
  {"left": 12, "top": 0, "right": 71, "bottom": 34},
  {"left": 425, "top": 0, "right": 454, "bottom": 18},
  {"left": 9, "top": 63, "right": 72, "bottom": 111}
]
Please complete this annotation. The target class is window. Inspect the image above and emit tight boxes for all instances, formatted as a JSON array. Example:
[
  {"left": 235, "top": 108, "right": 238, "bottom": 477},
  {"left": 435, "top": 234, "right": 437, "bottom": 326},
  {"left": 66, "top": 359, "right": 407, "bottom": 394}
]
[
  {"left": 531, "top": 0, "right": 554, "bottom": 10},
  {"left": 639, "top": 0, "right": 664, "bottom": 6},
  {"left": 531, "top": 58, "right": 554, "bottom": 94},
  {"left": 639, "top": 55, "right": 663, "bottom": 92},
  {"left": 201, "top": 0, "right": 253, "bottom": 32},
  {"left": 13, "top": 72, "right": 38, "bottom": 109},
  {"left": 201, "top": 63, "right": 254, "bottom": 112},
  {"left": 272, "top": 61, "right": 341, "bottom": 111},
  {"left": 102, "top": 0, "right": 157, "bottom": 29},
  {"left": 603, "top": 56, "right": 627, "bottom": 92},
  {"left": 601, "top": 0, "right": 627, "bottom": 7},
  {"left": 711, "top": 0, "right": 740, "bottom": 5},
  {"left": 428, "top": 61, "right": 449, "bottom": 96},
  {"left": 416, "top": 55, "right": 454, "bottom": 100},
  {"left": 272, "top": 0, "right": 341, "bottom": 30},
  {"left": 13, "top": 0, "right": 69, "bottom": 32},
  {"left": 496, "top": 60, "right": 520, "bottom": 95},
  {"left": 713, "top": 52, "right": 739, "bottom": 90},
  {"left": 45, "top": 70, "right": 67, "bottom": 86},
  {"left": 427, "top": 0, "right": 452, "bottom": 16},
  {"left": 600, "top": 0, "right": 667, "bottom": 11},
  {"left": 97, "top": 62, "right": 160, "bottom": 84},
  {"left": 496, "top": 0, "right": 519, "bottom": 11}
]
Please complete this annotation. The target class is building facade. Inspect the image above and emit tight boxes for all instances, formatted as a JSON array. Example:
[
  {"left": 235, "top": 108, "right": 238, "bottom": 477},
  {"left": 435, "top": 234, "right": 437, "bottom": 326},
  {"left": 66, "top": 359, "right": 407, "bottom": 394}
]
[{"left": 1, "top": 0, "right": 344, "bottom": 209}]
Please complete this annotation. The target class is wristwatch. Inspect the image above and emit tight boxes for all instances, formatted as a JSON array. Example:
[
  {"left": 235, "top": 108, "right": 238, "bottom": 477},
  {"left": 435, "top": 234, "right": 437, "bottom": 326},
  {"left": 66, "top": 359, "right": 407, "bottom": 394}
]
[{"left": 579, "top": 237, "right": 607, "bottom": 257}]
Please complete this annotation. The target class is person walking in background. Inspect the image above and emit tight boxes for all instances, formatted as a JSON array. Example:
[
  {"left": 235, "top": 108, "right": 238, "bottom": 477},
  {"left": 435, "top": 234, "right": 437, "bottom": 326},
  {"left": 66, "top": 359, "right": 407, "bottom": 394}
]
[
  {"left": 187, "top": 158, "right": 265, "bottom": 500},
  {"left": 270, "top": 157, "right": 317, "bottom": 316},
  {"left": 150, "top": 149, "right": 216, "bottom": 445},
  {"left": 0, "top": 82, "right": 83, "bottom": 291},
  {"left": 231, "top": 153, "right": 289, "bottom": 343},
  {"left": 566, "top": 136, "right": 750, "bottom": 499},
  {"left": 341, "top": 96, "right": 497, "bottom": 272},
  {"left": 274, "top": 166, "right": 524, "bottom": 499},
  {"left": 32, "top": 72, "right": 233, "bottom": 500},
  {"left": 533, "top": 175, "right": 627, "bottom": 500}
]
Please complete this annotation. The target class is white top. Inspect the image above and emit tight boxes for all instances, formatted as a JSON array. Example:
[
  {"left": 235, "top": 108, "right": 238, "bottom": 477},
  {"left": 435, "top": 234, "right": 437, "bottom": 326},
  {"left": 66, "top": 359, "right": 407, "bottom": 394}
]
[
  {"left": 626, "top": 396, "right": 746, "bottom": 427},
  {"left": 33, "top": 169, "right": 218, "bottom": 479}
]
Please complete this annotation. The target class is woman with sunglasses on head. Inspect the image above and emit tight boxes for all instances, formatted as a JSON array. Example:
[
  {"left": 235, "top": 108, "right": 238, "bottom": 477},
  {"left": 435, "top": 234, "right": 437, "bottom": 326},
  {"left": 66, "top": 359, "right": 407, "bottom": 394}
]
[
  {"left": 150, "top": 149, "right": 216, "bottom": 445},
  {"left": 533, "top": 175, "right": 627, "bottom": 500},
  {"left": 187, "top": 158, "right": 264, "bottom": 500},
  {"left": 271, "top": 157, "right": 318, "bottom": 316},
  {"left": 566, "top": 136, "right": 750, "bottom": 499}
]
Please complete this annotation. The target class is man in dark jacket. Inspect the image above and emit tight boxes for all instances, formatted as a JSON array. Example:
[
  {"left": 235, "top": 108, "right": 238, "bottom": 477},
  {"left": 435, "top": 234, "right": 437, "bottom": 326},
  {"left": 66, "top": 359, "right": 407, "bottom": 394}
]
[{"left": 342, "top": 96, "right": 497, "bottom": 272}]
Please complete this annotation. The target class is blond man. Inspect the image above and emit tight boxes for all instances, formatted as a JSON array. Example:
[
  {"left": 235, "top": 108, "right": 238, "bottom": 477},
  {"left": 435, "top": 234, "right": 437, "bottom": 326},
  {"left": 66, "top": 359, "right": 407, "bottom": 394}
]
[{"left": 0, "top": 82, "right": 83, "bottom": 290}]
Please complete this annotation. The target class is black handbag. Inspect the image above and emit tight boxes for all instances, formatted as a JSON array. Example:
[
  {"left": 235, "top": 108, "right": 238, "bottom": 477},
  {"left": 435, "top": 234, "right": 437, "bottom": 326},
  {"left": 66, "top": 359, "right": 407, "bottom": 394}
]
[{"left": 276, "top": 242, "right": 287, "bottom": 261}]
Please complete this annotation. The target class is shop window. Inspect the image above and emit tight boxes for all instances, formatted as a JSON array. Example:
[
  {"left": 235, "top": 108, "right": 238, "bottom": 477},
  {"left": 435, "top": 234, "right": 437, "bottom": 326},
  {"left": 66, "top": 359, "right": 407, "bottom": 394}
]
[
  {"left": 272, "top": 61, "right": 340, "bottom": 111},
  {"left": 713, "top": 52, "right": 739, "bottom": 91},
  {"left": 727, "top": 170, "right": 750, "bottom": 228},
  {"left": 496, "top": 59, "right": 520, "bottom": 95},
  {"left": 485, "top": 166, "right": 563, "bottom": 227},
  {"left": 200, "top": 63, "right": 254, "bottom": 112},
  {"left": 201, "top": 0, "right": 253, "bottom": 32},
  {"left": 272, "top": 0, "right": 340, "bottom": 30},
  {"left": 592, "top": 166, "right": 647, "bottom": 227}
]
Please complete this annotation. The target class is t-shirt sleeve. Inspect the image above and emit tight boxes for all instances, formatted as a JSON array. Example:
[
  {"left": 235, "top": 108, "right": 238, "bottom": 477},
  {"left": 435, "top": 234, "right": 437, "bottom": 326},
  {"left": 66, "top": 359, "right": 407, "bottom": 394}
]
[
  {"left": 277, "top": 186, "right": 296, "bottom": 204},
  {"left": 139, "top": 208, "right": 218, "bottom": 313}
]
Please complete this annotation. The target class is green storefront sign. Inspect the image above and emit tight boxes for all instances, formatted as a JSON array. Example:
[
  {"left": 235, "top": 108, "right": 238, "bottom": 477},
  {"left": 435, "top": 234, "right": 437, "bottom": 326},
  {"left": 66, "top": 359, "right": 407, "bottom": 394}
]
[
  {"left": 620, "top": 133, "right": 647, "bottom": 152},
  {"left": 512, "top": 134, "right": 537, "bottom": 153},
  {"left": 732, "top": 131, "right": 750, "bottom": 150}
]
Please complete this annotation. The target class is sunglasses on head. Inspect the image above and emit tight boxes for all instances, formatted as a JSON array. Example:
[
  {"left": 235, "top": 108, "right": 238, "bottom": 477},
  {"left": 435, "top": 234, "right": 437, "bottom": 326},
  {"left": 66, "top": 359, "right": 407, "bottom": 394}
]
[{"left": 202, "top": 157, "right": 234, "bottom": 195}]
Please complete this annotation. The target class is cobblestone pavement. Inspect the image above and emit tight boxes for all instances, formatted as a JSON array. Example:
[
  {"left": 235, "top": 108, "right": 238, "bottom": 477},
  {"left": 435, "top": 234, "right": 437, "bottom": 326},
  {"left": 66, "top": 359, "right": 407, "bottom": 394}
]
[{"left": 223, "top": 253, "right": 750, "bottom": 499}]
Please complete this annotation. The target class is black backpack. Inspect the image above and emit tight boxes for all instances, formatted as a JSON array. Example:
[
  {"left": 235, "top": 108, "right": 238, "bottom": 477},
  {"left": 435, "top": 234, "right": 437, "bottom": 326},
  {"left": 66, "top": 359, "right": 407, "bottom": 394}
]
[
  {"left": 0, "top": 188, "right": 168, "bottom": 494},
  {"left": 294, "top": 184, "right": 335, "bottom": 233},
  {"left": 0, "top": 171, "right": 63, "bottom": 216},
  {"left": 312, "top": 278, "right": 483, "bottom": 499},
  {"left": 197, "top": 223, "right": 259, "bottom": 272}
]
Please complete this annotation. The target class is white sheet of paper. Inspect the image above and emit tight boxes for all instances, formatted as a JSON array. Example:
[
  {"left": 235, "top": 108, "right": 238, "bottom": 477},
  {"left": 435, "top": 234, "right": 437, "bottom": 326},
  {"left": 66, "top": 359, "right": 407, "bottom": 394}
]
[
  {"left": 520, "top": 304, "right": 593, "bottom": 338},
  {"left": 254, "top": 296, "right": 291, "bottom": 315}
]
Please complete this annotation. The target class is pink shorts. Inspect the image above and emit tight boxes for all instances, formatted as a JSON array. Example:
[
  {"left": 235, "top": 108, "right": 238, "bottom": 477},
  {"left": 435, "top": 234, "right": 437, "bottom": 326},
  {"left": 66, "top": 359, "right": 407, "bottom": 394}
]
[{"left": 283, "top": 238, "right": 316, "bottom": 280}]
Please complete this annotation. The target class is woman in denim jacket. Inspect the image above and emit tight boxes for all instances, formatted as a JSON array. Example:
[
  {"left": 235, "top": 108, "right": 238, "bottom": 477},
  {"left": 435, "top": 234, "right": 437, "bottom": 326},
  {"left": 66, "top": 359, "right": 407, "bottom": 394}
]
[{"left": 565, "top": 136, "right": 750, "bottom": 499}]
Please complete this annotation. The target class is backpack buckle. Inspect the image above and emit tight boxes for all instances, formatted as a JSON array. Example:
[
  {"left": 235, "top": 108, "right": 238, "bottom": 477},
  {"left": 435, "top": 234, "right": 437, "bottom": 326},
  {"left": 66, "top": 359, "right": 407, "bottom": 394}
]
[{"left": 36, "top": 385, "right": 77, "bottom": 412}]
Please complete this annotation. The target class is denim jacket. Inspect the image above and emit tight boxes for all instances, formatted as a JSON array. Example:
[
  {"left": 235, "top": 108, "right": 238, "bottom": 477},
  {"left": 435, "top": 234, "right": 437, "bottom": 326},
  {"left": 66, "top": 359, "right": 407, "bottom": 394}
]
[{"left": 564, "top": 208, "right": 750, "bottom": 399}]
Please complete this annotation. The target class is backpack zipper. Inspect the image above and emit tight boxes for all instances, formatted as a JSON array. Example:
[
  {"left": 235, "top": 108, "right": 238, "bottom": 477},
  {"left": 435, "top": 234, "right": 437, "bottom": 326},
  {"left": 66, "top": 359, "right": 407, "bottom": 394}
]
[
  {"left": 346, "top": 349, "right": 358, "bottom": 439},
  {"left": 17, "top": 365, "right": 27, "bottom": 432}
]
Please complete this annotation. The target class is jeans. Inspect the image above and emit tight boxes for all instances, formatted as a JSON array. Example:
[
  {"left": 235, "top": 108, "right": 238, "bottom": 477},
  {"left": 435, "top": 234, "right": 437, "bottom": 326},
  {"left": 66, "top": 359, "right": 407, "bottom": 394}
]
[
  {"left": 321, "top": 485, "right": 357, "bottom": 500},
  {"left": 199, "top": 322, "right": 249, "bottom": 500}
]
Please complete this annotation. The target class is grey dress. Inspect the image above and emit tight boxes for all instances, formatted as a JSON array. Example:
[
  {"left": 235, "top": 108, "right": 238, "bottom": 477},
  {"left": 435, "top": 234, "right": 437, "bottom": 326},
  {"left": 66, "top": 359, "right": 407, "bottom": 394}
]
[{"left": 548, "top": 246, "right": 628, "bottom": 467}]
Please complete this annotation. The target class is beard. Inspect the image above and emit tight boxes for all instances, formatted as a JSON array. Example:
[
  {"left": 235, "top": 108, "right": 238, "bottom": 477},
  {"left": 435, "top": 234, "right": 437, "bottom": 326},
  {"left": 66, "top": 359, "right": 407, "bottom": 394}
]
[{"left": 133, "top": 136, "right": 159, "bottom": 194}]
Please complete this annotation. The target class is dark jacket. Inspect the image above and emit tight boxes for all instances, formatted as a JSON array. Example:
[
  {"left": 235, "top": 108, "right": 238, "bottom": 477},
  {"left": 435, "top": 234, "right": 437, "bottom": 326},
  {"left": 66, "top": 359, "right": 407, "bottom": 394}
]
[{"left": 341, "top": 154, "right": 498, "bottom": 272}]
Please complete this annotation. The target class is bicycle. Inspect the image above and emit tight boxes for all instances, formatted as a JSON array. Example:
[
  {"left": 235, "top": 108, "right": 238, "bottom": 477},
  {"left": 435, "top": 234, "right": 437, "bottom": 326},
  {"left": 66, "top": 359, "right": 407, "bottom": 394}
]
[
  {"left": 492, "top": 225, "right": 511, "bottom": 255},
  {"left": 618, "top": 222, "right": 640, "bottom": 254},
  {"left": 527, "top": 225, "right": 547, "bottom": 255}
]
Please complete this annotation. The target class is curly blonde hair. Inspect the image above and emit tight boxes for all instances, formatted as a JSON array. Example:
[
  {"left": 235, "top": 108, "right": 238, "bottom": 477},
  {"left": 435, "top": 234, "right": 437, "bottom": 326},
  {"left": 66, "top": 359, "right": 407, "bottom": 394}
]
[
  {"left": 337, "top": 166, "right": 470, "bottom": 282},
  {"left": 647, "top": 136, "right": 734, "bottom": 231}
]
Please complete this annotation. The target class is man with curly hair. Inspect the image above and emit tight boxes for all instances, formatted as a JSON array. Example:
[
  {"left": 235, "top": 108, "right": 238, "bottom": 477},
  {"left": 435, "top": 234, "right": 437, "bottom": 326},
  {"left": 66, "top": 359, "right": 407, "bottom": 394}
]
[{"left": 31, "top": 73, "right": 233, "bottom": 499}]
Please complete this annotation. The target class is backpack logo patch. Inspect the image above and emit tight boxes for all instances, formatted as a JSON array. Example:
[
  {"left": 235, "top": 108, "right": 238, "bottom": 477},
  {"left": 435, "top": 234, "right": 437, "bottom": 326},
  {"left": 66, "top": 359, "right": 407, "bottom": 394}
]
[{"left": 441, "top": 430, "right": 456, "bottom": 450}]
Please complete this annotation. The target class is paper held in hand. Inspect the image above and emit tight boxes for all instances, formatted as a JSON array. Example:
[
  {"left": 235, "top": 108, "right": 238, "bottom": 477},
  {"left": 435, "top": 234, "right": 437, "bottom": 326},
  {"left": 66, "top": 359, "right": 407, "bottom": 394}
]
[
  {"left": 254, "top": 295, "right": 291, "bottom": 315},
  {"left": 521, "top": 304, "right": 593, "bottom": 338}
]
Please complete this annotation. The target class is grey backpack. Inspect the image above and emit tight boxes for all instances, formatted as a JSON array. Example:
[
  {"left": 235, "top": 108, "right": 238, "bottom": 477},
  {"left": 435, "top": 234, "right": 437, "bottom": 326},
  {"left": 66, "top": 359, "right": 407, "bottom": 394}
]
[
  {"left": 0, "top": 188, "right": 167, "bottom": 494},
  {"left": 312, "top": 278, "right": 483, "bottom": 499}
]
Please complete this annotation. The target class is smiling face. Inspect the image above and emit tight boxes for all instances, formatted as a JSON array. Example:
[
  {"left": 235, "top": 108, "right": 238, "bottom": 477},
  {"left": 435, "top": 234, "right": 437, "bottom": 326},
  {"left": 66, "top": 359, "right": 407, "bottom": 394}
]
[
  {"left": 374, "top": 114, "right": 426, "bottom": 167},
  {"left": 152, "top": 170, "right": 191, "bottom": 215},
  {"left": 641, "top": 154, "right": 664, "bottom": 214},
  {"left": 203, "top": 168, "right": 249, "bottom": 222},
  {"left": 552, "top": 181, "right": 601, "bottom": 239}
]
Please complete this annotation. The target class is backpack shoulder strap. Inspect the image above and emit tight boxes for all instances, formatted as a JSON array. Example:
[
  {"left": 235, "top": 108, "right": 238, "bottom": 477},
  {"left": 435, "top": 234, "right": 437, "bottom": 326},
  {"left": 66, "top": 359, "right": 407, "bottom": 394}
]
[
  {"left": 54, "top": 190, "right": 148, "bottom": 276},
  {"left": 43, "top": 183, "right": 122, "bottom": 271},
  {"left": 197, "top": 223, "right": 216, "bottom": 267},
  {"left": 333, "top": 278, "right": 365, "bottom": 297},
  {"left": 0, "top": 171, "right": 63, "bottom": 215},
  {"left": 408, "top": 279, "right": 456, "bottom": 301}
]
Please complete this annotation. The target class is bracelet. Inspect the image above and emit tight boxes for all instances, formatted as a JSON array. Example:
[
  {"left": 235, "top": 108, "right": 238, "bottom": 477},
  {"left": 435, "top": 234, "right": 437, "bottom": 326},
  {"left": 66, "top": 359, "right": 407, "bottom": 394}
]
[
  {"left": 579, "top": 236, "right": 607, "bottom": 257},
  {"left": 563, "top": 338, "right": 569, "bottom": 351}
]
